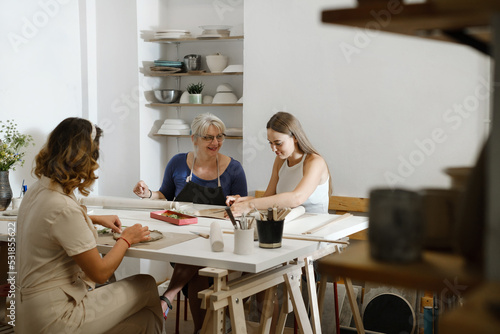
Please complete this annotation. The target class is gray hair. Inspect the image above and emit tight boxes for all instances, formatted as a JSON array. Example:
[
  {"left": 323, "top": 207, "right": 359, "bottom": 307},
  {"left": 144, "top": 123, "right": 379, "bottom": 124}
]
[{"left": 191, "top": 113, "right": 226, "bottom": 137}]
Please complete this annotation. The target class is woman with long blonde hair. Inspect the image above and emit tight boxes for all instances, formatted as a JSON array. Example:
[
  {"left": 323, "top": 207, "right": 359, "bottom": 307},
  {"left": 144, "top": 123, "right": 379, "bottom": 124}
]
[{"left": 228, "top": 111, "right": 331, "bottom": 214}]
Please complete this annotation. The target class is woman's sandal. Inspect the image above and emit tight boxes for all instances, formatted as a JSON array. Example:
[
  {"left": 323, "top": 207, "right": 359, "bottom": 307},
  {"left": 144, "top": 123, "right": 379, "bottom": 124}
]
[{"left": 159, "top": 296, "right": 173, "bottom": 319}]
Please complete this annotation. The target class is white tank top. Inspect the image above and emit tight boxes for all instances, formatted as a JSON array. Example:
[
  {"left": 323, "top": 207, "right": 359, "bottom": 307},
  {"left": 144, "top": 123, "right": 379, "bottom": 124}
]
[{"left": 276, "top": 154, "right": 329, "bottom": 213}]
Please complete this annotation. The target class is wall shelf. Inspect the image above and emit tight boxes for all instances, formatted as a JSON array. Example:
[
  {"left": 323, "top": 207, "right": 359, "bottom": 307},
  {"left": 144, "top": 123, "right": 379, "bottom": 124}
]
[
  {"left": 148, "top": 103, "right": 242, "bottom": 107},
  {"left": 148, "top": 72, "right": 243, "bottom": 77},
  {"left": 149, "top": 35, "right": 244, "bottom": 43},
  {"left": 321, "top": 1, "right": 498, "bottom": 55}
]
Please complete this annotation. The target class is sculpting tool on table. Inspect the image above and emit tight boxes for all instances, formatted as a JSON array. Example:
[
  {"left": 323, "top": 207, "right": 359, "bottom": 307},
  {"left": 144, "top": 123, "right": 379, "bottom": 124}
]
[{"left": 190, "top": 231, "right": 210, "bottom": 239}]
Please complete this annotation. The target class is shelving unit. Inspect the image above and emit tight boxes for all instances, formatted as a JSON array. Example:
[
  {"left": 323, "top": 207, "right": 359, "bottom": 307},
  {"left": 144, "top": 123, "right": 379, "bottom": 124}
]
[{"left": 144, "top": 35, "right": 244, "bottom": 139}]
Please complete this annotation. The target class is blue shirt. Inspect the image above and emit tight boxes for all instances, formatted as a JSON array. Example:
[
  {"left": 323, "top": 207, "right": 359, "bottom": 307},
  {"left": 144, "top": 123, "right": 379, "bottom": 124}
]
[{"left": 159, "top": 153, "right": 248, "bottom": 201}]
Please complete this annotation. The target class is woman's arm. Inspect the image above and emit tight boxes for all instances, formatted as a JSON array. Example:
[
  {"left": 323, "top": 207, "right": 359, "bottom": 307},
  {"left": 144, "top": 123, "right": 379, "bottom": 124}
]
[
  {"left": 231, "top": 155, "right": 327, "bottom": 215},
  {"left": 89, "top": 215, "right": 122, "bottom": 233},
  {"left": 72, "top": 223, "right": 150, "bottom": 284},
  {"left": 133, "top": 180, "right": 167, "bottom": 200}
]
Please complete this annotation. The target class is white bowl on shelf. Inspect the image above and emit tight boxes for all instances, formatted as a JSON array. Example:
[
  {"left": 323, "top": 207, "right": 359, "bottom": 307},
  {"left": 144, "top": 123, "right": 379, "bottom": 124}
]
[
  {"left": 216, "top": 83, "right": 234, "bottom": 92},
  {"left": 179, "top": 91, "right": 190, "bottom": 103},
  {"left": 206, "top": 54, "right": 228, "bottom": 73},
  {"left": 213, "top": 92, "right": 238, "bottom": 104},
  {"left": 203, "top": 95, "right": 214, "bottom": 104}
]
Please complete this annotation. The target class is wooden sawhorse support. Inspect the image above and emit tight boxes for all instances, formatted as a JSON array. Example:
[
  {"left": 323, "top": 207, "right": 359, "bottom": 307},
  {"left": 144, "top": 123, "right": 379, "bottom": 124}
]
[
  {"left": 198, "top": 244, "right": 340, "bottom": 334},
  {"left": 198, "top": 263, "right": 314, "bottom": 334}
]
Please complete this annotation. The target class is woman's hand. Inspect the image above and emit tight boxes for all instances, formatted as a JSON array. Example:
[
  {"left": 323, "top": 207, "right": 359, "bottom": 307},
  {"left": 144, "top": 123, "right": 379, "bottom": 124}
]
[
  {"left": 225, "top": 195, "right": 241, "bottom": 206},
  {"left": 229, "top": 197, "right": 254, "bottom": 216},
  {"left": 90, "top": 215, "right": 122, "bottom": 233},
  {"left": 133, "top": 180, "right": 150, "bottom": 198},
  {"left": 121, "top": 223, "right": 151, "bottom": 245}
]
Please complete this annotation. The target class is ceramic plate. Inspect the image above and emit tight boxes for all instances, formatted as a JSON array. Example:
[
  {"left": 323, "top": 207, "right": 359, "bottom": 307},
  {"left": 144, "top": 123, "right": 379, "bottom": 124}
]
[
  {"left": 197, "top": 34, "right": 222, "bottom": 39},
  {"left": 199, "top": 25, "right": 232, "bottom": 30}
]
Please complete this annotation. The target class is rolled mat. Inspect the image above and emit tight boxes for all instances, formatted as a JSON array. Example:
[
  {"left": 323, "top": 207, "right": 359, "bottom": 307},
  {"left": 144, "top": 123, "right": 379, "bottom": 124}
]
[
  {"left": 79, "top": 196, "right": 183, "bottom": 210},
  {"left": 210, "top": 221, "right": 224, "bottom": 252},
  {"left": 284, "top": 206, "right": 306, "bottom": 223}
]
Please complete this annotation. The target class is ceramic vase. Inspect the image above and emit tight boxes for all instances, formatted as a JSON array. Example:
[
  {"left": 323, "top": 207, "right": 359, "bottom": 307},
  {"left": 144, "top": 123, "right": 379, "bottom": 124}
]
[
  {"left": 0, "top": 171, "right": 13, "bottom": 211},
  {"left": 189, "top": 94, "right": 202, "bottom": 104}
]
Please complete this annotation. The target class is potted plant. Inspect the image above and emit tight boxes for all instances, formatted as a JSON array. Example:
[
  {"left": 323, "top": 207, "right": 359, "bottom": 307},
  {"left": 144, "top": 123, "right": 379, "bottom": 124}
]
[
  {"left": 186, "top": 82, "right": 205, "bottom": 104},
  {"left": 0, "top": 119, "right": 34, "bottom": 210}
]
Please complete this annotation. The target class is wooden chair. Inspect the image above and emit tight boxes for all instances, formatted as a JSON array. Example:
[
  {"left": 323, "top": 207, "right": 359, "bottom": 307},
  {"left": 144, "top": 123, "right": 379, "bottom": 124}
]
[{"left": 319, "top": 196, "right": 369, "bottom": 333}]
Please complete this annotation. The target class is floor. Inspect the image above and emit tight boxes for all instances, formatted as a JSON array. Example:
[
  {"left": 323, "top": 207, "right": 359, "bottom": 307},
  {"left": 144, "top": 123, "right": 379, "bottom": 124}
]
[{"left": 164, "top": 299, "right": 296, "bottom": 334}]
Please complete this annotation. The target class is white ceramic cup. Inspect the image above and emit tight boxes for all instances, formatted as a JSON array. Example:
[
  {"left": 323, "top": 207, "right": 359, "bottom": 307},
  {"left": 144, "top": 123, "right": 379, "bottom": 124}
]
[{"left": 233, "top": 228, "right": 255, "bottom": 255}]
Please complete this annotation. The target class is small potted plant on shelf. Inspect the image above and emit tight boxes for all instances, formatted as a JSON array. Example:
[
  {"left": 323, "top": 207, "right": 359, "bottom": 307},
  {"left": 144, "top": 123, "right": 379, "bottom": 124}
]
[{"left": 186, "top": 82, "right": 205, "bottom": 104}]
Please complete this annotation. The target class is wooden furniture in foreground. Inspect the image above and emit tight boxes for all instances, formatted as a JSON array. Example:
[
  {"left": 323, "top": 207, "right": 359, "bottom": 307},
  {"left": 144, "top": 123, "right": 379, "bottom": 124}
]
[{"left": 317, "top": 242, "right": 483, "bottom": 333}]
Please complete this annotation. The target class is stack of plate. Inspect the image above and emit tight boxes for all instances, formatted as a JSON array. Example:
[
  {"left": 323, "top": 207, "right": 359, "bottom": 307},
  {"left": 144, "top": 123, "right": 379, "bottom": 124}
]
[
  {"left": 197, "top": 25, "right": 232, "bottom": 39},
  {"left": 157, "top": 119, "right": 191, "bottom": 136},
  {"left": 154, "top": 30, "right": 191, "bottom": 39},
  {"left": 225, "top": 128, "right": 243, "bottom": 137},
  {"left": 154, "top": 60, "right": 183, "bottom": 68}
]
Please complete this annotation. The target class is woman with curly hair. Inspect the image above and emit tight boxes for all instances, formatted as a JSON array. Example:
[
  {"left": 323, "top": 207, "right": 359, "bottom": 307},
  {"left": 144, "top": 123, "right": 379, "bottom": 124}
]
[{"left": 16, "top": 118, "right": 163, "bottom": 334}]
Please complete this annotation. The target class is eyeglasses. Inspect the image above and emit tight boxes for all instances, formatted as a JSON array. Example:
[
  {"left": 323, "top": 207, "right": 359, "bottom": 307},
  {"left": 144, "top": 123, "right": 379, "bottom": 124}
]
[{"left": 199, "top": 134, "right": 226, "bottom": 142}]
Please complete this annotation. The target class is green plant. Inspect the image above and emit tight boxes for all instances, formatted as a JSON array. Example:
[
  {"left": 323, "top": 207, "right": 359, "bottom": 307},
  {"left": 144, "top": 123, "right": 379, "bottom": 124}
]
[
  {"left": 0, "top": 120, "right": 34, "bottom": 171},
  {"left": 186, "top": 82, "right": 204, "bottom": 94}
]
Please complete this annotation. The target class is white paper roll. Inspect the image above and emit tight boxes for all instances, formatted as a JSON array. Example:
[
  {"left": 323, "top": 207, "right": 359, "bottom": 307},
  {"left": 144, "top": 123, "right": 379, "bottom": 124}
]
[
  {"left": 210, "top": 221, "right": 224, "bottom": 252},
  {"left": 79, "top": 196, "right": 182, "bottom": 210},
  {"left": 284, "top": 206, "right": 306, "bottom": 223}
]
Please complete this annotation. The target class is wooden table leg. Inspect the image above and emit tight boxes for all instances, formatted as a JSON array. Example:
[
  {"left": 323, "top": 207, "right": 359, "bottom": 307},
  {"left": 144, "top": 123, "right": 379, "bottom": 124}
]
[
  {"left": 199, "top": 268, "right": 228, "bottom": 334},
  {"left": 229, "top": 292, "right": 247, "bottom": 334},
  {"left": 305, "top": 256, "right": 322, "bottom": 334},
  {"left": 344, "top": 277, "right": 365, "bottom": 334},
  {"left": 284, "top": 269, "right": 313, "bottom": 334},
  {"left": 276, "top": 287, "right": 292, "bottom": 334},
  {"left": 258, "top": 285, "right": 277, "bottom": 334}
]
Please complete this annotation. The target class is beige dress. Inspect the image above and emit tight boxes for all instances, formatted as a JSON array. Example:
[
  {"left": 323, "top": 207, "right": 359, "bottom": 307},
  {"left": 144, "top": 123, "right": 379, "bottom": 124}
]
[{"left": 15, "top": 176, "right": 162, "bottom": 333}]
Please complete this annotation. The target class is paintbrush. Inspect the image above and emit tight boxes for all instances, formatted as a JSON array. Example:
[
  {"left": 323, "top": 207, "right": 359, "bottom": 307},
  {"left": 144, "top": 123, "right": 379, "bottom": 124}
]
[{"left": 225, "top": 206, "right": 239, "bottom": 229}]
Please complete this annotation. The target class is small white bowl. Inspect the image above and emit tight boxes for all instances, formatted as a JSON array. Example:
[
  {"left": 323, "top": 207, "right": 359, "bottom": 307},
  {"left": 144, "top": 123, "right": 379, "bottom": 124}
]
[
  {"left": 213, "top": 92, "right": 238, "bottom": 104},
  {"left": 203, "top": 95, "right": 214, "bottom": 104},
  {"left": 216, "top": 83, "right": 234, "bottom": 92}
]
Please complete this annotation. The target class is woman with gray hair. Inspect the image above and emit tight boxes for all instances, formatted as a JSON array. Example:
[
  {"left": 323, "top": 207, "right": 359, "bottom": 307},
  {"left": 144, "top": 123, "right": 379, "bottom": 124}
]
[
  {"left": 133, "top": 112, "right": 247, "bottom": 204},
  {"left": 133, "top": 113, "right": 247, "bottom": 333}
]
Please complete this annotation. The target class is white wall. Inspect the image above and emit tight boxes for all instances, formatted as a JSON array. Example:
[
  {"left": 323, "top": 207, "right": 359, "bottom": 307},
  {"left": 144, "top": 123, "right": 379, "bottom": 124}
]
[
  {"left": 136, "top": 0, "right": 244, "bottom": 193},
  {"left": 244, "top": 0, "right": 490, "bottom": 198},
  {"left": 0, "top": 0, "right": 82, "bottom": 193}
]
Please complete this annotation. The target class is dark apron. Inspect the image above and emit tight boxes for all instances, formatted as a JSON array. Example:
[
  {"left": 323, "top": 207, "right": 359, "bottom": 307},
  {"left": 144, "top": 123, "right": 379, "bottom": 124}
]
[{"left": 174, "top": 155, "right": 226, "bottom": 206}]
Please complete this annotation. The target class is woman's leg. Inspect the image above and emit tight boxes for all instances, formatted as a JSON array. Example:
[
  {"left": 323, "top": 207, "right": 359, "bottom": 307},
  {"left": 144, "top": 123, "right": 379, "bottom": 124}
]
[
  {"left": 161, "top": 264, "right": 202, "bottom": 315},
  {"left": 81, "top": 274, "right": 163, "bottom": 334},
  {"left": 187, "top": 273, "right": 210, "bottom": 332}
]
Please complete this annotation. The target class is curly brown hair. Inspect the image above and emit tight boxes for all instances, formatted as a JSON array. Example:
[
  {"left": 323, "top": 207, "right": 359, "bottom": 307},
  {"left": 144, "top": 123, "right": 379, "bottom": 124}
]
[{"left": 34, "top": 118, "right": 102, "bottom": 196}]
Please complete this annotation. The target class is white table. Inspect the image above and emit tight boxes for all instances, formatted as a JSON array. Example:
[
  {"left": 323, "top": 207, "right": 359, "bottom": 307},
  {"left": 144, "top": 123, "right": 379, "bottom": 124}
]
[
  {"left": 89, "top": 204, "right": 367, "bottom": 333},
  {"left": 3, "top": 204, "right": 368, "bottom": 333}
]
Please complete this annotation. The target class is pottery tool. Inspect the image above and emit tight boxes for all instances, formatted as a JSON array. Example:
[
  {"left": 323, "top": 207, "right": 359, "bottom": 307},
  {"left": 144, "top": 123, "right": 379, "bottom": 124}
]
[
  {"left": 223, "top": 230, "right": 349, "bottom": 244},
  {"left": 190, "top": 231, "right": 210, "bottom": 239},
  {"left": 210, "top": 221, "right": 224, "bottom": 252},
  {"left": 225, "top": 206, "right": 239, "bottom": 229},
  {"left": 277, "top": 208, "right": 292, "bottom": 221},
  {"left": 302, "top": 213, "right": 353, "bottom": 234}
]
